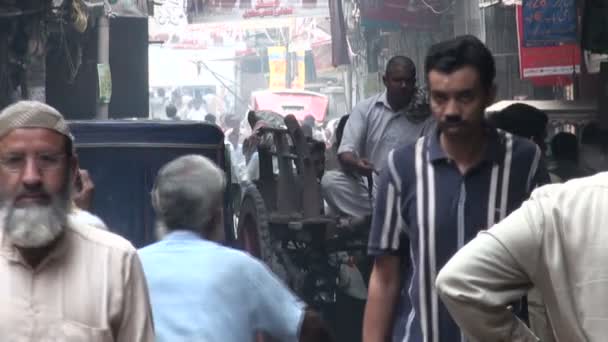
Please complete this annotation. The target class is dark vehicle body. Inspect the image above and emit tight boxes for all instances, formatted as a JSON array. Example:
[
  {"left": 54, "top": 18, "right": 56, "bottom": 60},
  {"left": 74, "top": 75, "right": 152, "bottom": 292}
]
[{"left": 68, "top": 120, "right": 233, "bottom": 248}]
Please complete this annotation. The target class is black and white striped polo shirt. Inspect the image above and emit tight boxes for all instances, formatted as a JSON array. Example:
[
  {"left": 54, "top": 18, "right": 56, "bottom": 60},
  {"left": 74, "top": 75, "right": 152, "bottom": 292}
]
[{"left": 368, "top": 126, "right": 549, "bottom": 342}]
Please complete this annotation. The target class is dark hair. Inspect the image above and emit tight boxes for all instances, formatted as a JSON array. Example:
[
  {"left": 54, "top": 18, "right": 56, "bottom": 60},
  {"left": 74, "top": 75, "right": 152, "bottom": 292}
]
[
  {"left": 205, "top": 114, "right": 217, "bottom": 124},
  {"left": 425, "top": 35, "right": 496, "bottom": 91},
  {"left": 488, "top": 103, "right": 548, "bottom": 141},
  {"left": 551, "top": 132, "right": 579, "bottom": 161},
  {"left": 166, "top": 104, "right": 178, "bottom": 118},
  {"left": 303, "top": 115, "right": 315, "bottom": 127},
  {"left": 386, "top": 55, "right": 416, "bottom": 77}
]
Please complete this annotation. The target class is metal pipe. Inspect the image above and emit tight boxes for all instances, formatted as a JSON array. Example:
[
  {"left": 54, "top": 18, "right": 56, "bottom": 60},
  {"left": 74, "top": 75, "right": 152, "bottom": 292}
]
[{"left": 97, "top": 15, "right": 109, "bottom": 119}]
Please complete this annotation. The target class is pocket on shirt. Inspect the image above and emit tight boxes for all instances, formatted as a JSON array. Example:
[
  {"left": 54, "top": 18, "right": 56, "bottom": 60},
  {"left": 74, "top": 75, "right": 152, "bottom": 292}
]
[{"left": 61, "top": 320, "right": 113, "bottom": 342}]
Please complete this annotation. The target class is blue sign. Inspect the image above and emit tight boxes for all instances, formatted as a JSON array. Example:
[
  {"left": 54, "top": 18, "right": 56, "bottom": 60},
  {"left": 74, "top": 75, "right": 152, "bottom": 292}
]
[{"left": 522, "top": 0, "right": 577, "bottom": 47}]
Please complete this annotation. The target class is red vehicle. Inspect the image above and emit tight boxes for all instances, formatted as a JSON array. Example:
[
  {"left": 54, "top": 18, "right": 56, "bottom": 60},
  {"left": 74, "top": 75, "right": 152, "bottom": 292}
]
[{"left": 250, "top": 90, "right": 330, "bottom": 123}]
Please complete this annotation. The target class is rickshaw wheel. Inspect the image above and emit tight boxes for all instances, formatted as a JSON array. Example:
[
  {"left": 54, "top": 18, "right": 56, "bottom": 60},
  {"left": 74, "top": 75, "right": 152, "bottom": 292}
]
[{"left": 236, "top": 182, "right": 272, "bottom": 261}]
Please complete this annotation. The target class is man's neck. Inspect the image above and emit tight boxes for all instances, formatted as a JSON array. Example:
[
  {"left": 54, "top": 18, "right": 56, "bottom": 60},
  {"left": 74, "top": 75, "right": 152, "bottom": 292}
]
[
  {"left": 386, "top": 95, "right": 409, "bottom": 113},
  {"left": 440, "top": 128, "right": 487, "bottom": 174},
  {"left": 17, "top": 241, "right": 58, "bottom": 269}
]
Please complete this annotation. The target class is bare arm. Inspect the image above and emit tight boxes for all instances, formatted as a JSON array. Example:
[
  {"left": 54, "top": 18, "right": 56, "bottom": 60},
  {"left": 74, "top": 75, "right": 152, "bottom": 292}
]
[
  {"left": 337, "top": 99, "right": 374, "bottom": 176},
  {"left": 363, "top": 255, "right": 401, "bottom": 342},
  {"left": 338, "top": 151, "right": 375, "bottom": 177},
  {"left": 299, "top": 310, "right": 335, "bottom": 342}
]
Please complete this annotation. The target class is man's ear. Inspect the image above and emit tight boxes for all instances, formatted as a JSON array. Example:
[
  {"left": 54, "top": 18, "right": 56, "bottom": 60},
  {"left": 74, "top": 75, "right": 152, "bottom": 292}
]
[
  {"left": 70, "top": 156, "right": 79, "bottom": 187},
  {"left": 205, "top": 207, "right": 225, "bottom": 242},
  {"left": 382, "top": 74, "right": 388, "bottom": 88}
]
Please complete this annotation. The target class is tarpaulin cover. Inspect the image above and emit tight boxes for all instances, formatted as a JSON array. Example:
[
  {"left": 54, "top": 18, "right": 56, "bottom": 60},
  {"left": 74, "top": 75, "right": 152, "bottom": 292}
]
[{"left": 69, "top": 120, "right": 230, "bottom": 248}]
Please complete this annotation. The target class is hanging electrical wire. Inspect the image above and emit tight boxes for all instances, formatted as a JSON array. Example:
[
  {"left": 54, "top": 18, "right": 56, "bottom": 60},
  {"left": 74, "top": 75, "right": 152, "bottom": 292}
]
[
  {"left": 196, "top": 59, "right": 249, "bottom": 107},
  {"left": 417, "top": 0, "right": 455, "bottom": 15}
]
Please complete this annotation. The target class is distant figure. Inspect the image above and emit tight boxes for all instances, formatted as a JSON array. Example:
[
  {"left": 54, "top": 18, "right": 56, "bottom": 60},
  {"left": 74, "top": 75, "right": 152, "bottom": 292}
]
[
  {"left": 580, "top": 121, "right": 608, "bottom": 173},
  {"left": 165, "top": 104, "right": 179, "bottom": 120},
  {"left": 488, "top": 102, "right": 549, "bottom": 152},
  {"left": 549, "top": 132, "right": 593, "bottom": 182},
  {"left": 71, "top": 168, "right": 108, "bottom": 230},
  {"left": 302, "top": 114, "right": 325, "bottom": 142},
  {"left": 205, "top": 113, "right": 217, "bottom": 124},
  {"left": 171, "top": 89, "right": 185, "bottom": 116},
  {"left": 302, "top": 115, "right": 315, "bottom": 128},
  {"left": 186, "top": 90, "right": 208, "bottom": 121},
  {"left": 322, "top": 55, "right": 434, "bottom": 219},
  {"left": 150, "top": 88, "right": 168, "bottom": 119}
]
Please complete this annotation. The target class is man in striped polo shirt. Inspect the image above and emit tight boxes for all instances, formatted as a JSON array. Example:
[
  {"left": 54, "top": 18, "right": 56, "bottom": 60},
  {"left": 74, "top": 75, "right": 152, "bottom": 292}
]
[{"left": 362, "top": 35, "right": 550, "bottom": 342}]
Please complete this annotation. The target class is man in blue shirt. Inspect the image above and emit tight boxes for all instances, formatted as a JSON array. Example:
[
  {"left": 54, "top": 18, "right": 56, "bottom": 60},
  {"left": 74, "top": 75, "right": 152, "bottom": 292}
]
[
  {"left": 139, "top": 155, "right": 333, "bottom": 342},
  {"left": 362, "top": 35, "right": 549, "bottom": 342}
]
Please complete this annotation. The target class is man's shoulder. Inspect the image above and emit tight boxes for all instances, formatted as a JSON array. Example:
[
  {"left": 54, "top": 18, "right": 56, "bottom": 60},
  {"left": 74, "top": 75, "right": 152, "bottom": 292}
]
[
  {"left": 501, "top": 131, "right": 538, "bottom": 155},
  {"left": 532, "top": 172, "right": 608, "bottom": 200},
  {"left": 352, "top": 93, "right": 383, "bottom": 113},
  {"left": 139, "top": 238, "right": 258, "bottom": 266},
  {"left": 382, "top": 141, "right": 421, "bottom": 187},
  {"left": 66, "top": 220, "right": 136, "bottom": 254},
  {"left": 391, "top": 141, "right": 419, "bottom": 167}
]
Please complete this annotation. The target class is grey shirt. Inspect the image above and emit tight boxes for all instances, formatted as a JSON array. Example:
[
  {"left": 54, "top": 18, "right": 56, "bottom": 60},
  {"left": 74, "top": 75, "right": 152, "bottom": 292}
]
[{"left": 338, "top": 90, "right": 434, "bottom": 172}]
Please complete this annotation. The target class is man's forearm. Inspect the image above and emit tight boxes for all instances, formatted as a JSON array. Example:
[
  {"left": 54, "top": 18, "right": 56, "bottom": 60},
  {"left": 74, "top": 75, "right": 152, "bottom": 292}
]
[
  {"left": 338, "top": 151, "right": 359, "bottom": 172},
  {"left": 435, "top": 233, "right": 538, "bottom": 342},
  {"left": 363, "top": 269, "right": 400, "bottom": 342},
  {"left": 299, "top": 310, "right": 334, "bottom": 342}
]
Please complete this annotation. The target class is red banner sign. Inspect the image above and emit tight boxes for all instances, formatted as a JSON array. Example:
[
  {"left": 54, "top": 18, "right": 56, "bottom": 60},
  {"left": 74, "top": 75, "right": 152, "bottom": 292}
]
[{"left": 516, "top": 4, "right": 581, "bottom": 86}]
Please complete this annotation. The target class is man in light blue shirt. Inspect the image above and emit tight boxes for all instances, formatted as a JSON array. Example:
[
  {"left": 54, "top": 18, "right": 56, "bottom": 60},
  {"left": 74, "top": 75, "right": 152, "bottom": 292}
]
[{"left": 139, "top": 155, "right": 334, "bottom": 342}]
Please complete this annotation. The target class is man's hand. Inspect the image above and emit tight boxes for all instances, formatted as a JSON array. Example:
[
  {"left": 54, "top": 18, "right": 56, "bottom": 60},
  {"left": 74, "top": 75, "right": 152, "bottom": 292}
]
[
  {"left": 338, "top": 152, "right": 376, "bottom": 177},
  {"left": 356, "top": 158, "right": 376, "bottom": 177},
  {"left": 73, "top": 169, "right": 95, "bottom": 211}
]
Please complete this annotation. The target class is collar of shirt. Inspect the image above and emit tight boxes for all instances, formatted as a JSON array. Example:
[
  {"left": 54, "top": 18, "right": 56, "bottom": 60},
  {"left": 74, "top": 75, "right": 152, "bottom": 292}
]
[
  {"left": 376, "top": 89, "right": 430, "bottom": 122},
  {"left": 428, "top": 124, "right": 506, "bottom": 165},
  {"left": 0, "top": 228, "right": 71, "bottom": 269},
  {"left": 162, "top": 230, "right": 205, "bottom": 242}
]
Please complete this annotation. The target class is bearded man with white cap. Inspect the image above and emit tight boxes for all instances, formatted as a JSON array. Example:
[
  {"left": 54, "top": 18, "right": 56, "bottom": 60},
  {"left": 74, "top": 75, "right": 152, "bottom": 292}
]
[{"left": 0, "top": 101, "right": 154, "bottom": 341}]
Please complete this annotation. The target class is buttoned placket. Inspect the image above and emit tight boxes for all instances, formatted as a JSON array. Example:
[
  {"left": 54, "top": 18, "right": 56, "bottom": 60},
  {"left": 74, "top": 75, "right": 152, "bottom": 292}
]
[{"left": 2, "top": 235, "right": 69, "bottom": 341}]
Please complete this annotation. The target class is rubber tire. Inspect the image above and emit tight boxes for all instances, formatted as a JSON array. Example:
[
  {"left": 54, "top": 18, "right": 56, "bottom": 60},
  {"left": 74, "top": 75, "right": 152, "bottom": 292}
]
[{"left": 236, "top": 181, "right": 289, "bottom": 283}]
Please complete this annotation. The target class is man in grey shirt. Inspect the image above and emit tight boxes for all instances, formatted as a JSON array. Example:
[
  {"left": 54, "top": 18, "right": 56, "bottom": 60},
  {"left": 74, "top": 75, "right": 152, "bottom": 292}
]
[{"left": 321, "top": 56, "right": 434, "bottom": 219}]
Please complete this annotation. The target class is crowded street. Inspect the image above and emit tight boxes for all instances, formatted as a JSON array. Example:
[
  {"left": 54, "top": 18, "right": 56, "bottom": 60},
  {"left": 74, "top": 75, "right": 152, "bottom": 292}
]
[{"left": 0, "top": 0, "right": 606, "bottom": 341}]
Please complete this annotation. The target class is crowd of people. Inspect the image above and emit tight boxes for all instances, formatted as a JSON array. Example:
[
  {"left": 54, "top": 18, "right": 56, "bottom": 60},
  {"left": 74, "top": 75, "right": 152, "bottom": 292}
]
[{"left": 2, "top": 34, "right": 608, "bottom": 342}]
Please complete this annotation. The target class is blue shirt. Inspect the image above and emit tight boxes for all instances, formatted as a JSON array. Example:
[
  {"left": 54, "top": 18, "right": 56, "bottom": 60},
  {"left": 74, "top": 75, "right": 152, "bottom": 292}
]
[
  {"left": 139, "top": 231, "right": 305, "bottom": 342},
  {"left": 368, "top": 127, "right": 549, "bottom": 342}
]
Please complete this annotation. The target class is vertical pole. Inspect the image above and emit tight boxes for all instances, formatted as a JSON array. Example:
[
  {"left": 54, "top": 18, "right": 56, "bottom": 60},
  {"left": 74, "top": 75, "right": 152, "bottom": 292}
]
[
  {"left": 97, "top": 15, "right": 110, "bottom": 119},
  {"left": 344, "top": 66, "right": 353, "bottom": 111}
]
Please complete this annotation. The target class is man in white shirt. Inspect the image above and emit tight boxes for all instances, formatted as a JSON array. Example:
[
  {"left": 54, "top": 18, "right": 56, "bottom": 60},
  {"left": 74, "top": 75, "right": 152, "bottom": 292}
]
[
  {"left": 436, "top": 173, "right": 608, "bottom": 341},
  {"left": 0, "top": 100, "right": 154, "bottom": 341}
]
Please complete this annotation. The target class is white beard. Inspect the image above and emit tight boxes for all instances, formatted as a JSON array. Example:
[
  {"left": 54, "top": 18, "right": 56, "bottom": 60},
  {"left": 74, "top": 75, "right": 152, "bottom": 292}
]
[{"left": 2, "top": 197, "right": 69, "bottom": 249}]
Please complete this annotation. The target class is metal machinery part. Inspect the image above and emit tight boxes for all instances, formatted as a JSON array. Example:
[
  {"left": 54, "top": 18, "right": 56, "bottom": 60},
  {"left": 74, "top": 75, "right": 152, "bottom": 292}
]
[{"left": 236, "top": 113, "right": 368, "bottom": 319}]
